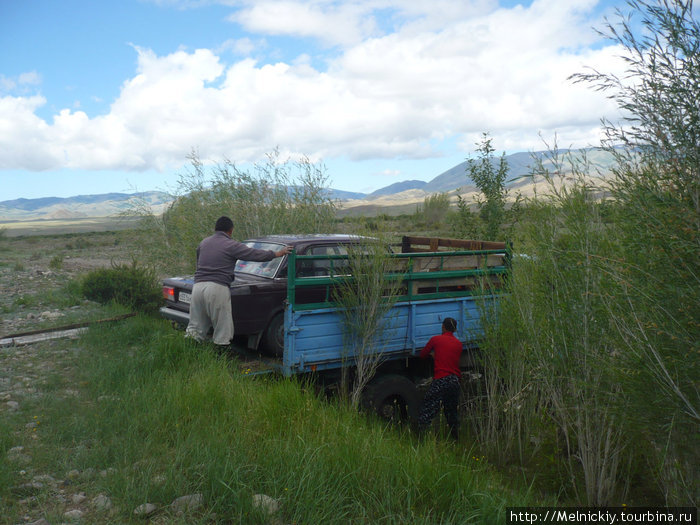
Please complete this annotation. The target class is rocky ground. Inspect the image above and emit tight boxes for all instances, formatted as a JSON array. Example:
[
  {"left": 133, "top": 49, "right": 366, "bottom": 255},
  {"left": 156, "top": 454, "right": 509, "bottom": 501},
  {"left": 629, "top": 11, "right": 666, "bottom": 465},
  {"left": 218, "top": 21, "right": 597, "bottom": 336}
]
[
  {"left": 1, "top": 231, "right": 285, "bottom": 524},
  {"left": 0, "top": 231, "right": 132, "bottom": 337}
]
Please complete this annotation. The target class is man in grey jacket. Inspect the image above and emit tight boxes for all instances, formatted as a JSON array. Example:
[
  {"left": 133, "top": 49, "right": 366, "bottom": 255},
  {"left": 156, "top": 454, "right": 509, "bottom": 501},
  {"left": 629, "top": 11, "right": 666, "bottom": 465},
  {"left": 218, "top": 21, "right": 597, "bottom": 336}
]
[{"left": 185, "top": 216, "right": 292, "bottom": 346}]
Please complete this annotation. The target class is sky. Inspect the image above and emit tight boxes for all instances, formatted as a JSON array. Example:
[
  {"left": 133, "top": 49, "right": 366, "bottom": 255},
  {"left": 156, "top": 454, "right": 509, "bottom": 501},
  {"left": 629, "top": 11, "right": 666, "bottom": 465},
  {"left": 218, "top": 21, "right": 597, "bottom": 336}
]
[{"left": 0, "top": 0, "right": 637, "bottom": 201}]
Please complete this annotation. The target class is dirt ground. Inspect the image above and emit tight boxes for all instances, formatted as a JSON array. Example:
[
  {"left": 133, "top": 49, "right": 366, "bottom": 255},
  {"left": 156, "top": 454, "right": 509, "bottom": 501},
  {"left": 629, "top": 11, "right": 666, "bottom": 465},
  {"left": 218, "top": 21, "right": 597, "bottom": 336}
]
[{"left": 0, "top": 231, "right": 134, "bottom": 337}]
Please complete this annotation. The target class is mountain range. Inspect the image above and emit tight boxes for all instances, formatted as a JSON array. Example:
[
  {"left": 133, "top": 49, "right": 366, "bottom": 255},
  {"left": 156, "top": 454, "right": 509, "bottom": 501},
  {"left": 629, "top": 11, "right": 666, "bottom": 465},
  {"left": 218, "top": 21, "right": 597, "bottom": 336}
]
[{"left": 1, "top": 147, "right": 618, "bottom": 221}]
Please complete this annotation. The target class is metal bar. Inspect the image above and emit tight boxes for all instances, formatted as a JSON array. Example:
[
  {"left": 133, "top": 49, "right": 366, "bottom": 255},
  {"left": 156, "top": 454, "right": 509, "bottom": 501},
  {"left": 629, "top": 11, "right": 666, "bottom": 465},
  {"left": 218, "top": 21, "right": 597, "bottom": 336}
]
[
  {"left": 287, "top": 250, "right": 297, "bottom": 306},
  {"left": 287, "top": 248, "right": 510, "bottom": 307},
  {"left": 1, "top": 327, "right": 88, "bottom": 348},
  {"left": 0, "top": 313, "right": 137, "bottom": 340},
  {"left": 291, "top": 267, "right": 508, "bottom": 288}
]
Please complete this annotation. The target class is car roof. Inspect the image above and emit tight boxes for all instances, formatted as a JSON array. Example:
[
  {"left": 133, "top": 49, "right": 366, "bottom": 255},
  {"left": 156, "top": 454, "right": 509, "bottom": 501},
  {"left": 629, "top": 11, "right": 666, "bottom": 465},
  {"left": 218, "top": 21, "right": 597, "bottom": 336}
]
[{"left": 244, "top": 234, "right": 371, "bottom": 247}]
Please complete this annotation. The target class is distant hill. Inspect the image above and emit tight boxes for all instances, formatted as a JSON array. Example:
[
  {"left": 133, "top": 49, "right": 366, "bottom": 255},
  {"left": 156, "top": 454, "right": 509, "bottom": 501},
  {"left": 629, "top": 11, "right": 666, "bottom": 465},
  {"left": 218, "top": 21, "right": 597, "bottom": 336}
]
[
  {"left": 0, "top": 148, "right": 620, "bottom": 221},
  {"left": 0, "top": 193, "right": 163, "bottom": 211},
  {"left": 337, "top": 147, "right": 619, "bottom": 215},
  {"left": 368, "top": 180, "right": 427, "bottom": 198},
  {"left": 423, "top": 148, "right": 616, "bottom": 194},
  {"left": 327, "top": 189, "right": 367, "bottom": 200},
  {"left": 0, "top": 192, "right": 173, "bottom": 221}
]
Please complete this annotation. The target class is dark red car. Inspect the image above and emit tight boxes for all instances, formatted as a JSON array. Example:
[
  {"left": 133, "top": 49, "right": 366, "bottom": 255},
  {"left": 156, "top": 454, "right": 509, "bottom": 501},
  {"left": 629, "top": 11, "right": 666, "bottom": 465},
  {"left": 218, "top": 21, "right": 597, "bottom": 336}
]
[{"left": 160, "top": 234, "right": 370, "bottom": 355}]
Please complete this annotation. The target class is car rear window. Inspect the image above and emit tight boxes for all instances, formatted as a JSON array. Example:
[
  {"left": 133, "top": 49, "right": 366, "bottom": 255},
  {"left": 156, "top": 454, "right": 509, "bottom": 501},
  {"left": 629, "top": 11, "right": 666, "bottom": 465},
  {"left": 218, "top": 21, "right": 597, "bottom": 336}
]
[
  {"left": 298, "top": 244, "right": 352, "bottom": 277},
  {"left": 235, "top": 241, "right": 286, "bottom": 278}
]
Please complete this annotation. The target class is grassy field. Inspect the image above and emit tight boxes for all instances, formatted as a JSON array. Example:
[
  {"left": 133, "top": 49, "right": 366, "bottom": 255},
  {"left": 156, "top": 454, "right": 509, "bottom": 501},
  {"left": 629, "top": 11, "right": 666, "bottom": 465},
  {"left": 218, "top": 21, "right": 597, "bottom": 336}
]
[
  {"left": 0, "top": 216, "right": 143, "bottom": 237},
  {"left": 0, "top": 229, "right": 544, "bottom": 524}
]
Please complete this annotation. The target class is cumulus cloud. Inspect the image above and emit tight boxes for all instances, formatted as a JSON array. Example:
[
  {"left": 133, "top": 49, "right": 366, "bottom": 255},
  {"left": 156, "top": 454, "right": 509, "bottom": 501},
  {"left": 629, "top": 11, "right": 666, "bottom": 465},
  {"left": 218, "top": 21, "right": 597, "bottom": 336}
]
[
  {"left": 228, "top": 1, "right": 382, "bottom": 47},
  {"left": 0, "top": 0, "right": 626, "bottom": 174},
  {"left": 0, "top": 71, "right": 42, "bottom": 93},
  {"left": 17, "top": 71, "right": 42, "bottom": 86}
]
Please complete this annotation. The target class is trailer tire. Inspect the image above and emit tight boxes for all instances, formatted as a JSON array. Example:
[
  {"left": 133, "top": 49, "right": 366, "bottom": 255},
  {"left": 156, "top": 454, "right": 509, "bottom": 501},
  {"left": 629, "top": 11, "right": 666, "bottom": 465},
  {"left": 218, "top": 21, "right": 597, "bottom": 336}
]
[
  {"left": 261, "top": 313, "right": 284, "bottom": 357},
  {"left": 362, "top": 374, "right": 421, "bottom": 424}
]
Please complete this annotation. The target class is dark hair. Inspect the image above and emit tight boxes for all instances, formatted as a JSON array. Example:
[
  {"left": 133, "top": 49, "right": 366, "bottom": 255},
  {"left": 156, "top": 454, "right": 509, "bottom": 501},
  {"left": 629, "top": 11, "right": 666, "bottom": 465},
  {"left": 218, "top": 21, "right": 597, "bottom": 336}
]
[
  {"left": 442, "top": 317, "right": 457, "bottom": 332},
  {"left": 214, "top": 216, "right": 234, "bottom": 232}
]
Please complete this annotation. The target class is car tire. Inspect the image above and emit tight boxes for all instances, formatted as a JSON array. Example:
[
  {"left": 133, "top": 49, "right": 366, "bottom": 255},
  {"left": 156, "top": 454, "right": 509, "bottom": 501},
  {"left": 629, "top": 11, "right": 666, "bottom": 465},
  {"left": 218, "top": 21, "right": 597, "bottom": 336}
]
[
  {"left": 361, "top": 374, "right": 421, "bottom": 424},
  {"left": 261, "top": 312, "right": 284, "bottom": 357}
]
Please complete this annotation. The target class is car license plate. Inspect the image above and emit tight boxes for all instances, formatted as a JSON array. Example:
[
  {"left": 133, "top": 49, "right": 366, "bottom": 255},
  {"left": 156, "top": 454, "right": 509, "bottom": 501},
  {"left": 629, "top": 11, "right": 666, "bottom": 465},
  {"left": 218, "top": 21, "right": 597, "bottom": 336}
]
[{"left": 178, "top": 291, "right": 192, "bottom": 304}]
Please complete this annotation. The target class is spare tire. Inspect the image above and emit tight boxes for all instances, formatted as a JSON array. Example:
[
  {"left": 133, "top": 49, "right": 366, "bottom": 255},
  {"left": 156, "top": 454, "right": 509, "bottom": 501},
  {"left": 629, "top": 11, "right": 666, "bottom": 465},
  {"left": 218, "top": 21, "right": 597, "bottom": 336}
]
[{"left": 361, "top": 374, "right": 421, "bottom": 423}]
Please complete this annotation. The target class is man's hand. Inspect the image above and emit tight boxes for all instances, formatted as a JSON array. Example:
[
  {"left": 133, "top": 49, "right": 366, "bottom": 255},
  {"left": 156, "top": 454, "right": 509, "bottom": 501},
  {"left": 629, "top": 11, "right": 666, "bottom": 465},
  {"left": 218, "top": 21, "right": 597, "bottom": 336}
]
[{"left": 274, "top": 245, "right": 293, "bottom": 257}]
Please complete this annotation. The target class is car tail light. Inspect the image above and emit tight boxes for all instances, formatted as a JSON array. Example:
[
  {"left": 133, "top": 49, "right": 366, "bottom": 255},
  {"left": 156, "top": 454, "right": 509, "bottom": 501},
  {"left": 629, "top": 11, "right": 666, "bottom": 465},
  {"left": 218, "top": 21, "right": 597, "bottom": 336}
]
[{"left": 163, "top": 286, "right": 175, "bottom": 301}]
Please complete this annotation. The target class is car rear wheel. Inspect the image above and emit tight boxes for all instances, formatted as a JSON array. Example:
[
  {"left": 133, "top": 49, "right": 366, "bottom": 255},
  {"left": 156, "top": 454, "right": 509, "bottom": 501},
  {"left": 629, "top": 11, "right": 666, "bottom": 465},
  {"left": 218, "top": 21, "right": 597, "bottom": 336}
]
[
  {"left": 261, "top": 313, "right": 284, "bottom": 357},
  {"left": 361, "top": 374, "right": 421, "bottom": 424}
]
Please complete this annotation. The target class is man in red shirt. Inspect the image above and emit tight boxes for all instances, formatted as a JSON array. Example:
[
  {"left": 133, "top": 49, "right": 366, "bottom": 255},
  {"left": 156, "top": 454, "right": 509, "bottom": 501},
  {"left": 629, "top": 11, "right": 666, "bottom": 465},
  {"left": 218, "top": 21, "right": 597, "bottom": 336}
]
[{"left": 417, "top": 317, "right": 462, "bottom": 441}]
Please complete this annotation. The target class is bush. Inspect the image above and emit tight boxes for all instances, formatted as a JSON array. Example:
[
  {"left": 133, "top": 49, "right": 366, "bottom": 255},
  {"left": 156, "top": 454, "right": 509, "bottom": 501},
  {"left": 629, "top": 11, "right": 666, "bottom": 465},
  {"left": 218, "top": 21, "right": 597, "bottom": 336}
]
[
  {"left": 80, "top": 261, "right": 161, "bottom": 314},
  {"left": 571, "top": 0, "right": 699, "bottom": 503},
  {"left": 415, "top": 192, "right": 451, "bottom": 228},
  {"left": 49, "top": 254, "right": 64, "bottom": 270},
  {"left": 132, "top": 149, "right": 337, "bottom": 273},
  {"left": 453, "top": 133, "right": 521, "bottom": 240}
]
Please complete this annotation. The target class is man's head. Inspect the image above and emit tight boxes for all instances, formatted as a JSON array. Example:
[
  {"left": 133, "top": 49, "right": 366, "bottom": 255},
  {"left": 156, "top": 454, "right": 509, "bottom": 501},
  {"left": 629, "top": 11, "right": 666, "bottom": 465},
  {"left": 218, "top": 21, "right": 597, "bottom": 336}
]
[
  {"left": 214, "top": 216, "right": 234, "bottom": 233},
  {"left": 442, "top": 317, "right": 457, "bottom": 333}
]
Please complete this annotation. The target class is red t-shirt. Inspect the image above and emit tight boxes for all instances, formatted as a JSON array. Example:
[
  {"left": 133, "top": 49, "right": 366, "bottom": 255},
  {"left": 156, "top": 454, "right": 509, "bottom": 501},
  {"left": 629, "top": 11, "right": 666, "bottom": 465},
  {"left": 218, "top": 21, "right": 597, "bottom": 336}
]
[{"left": 419, "top": 332, "right": 462, "bottom": 379}]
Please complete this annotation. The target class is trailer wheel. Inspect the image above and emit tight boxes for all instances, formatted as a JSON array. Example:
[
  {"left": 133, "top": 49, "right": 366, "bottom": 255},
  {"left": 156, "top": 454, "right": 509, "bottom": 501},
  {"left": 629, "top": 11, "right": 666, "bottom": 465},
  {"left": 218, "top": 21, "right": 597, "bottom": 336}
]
[
  {"left": 261, "top": 313, "right": 284, "bottom": 357},
  {"left": 362, "top": 374, "right": 421, "bottom": 424}
]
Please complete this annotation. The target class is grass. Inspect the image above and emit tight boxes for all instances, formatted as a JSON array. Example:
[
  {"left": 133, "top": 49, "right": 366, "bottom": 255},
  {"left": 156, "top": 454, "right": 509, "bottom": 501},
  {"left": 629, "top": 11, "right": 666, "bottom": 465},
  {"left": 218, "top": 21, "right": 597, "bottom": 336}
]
[{"left": 0, "top": 315, "right": 541, "bottom": 523}]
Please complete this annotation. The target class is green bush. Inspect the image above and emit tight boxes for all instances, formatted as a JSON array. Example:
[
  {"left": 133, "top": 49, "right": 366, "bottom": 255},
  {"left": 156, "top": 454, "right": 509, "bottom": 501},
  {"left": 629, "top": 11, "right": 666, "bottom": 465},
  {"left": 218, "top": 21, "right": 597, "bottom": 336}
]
[
  {"left": 570, "top": 0, "right": 699, "bottom": 503},
  {"left": 132, "top": 149, "right": 337, "bottom": 273},
  {"left": 80, "top": 261, "right": 161, "bottom": 314},
  {"left": 452, "top": 133, "right": 521, "bottom": 240},
  {"left": 415, "top": 192, "right": 451, "bottom": 228},
  {"left": 49, "top": 254, "right": 63, "bottom": 270}
]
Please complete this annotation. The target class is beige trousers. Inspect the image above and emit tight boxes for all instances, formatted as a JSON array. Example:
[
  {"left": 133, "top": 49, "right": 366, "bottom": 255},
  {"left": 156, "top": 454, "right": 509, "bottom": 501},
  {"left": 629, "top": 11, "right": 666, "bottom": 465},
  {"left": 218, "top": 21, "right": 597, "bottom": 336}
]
[{"left": 185, "top": 281, "right": 234, "bottom": 345}]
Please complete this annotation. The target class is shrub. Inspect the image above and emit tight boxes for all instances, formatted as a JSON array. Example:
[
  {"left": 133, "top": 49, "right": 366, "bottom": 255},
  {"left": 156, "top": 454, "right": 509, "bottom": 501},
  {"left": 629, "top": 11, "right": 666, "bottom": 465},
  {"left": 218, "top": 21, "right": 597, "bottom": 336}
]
[
  {"left": 80, "top": 261, "right": 161, "bottom": 314},
  {"left": 453, "top": 133, "right": 521, "bottom": 240},
  {"left": 571, "top": 0, "right": 699, "bottom": 503},
  {"left": 331, "top": 234, "right": 402, "bottom": 408},
  {"left": 49, "top": 254, "right": 64, "bottom": 270},
  {"left": 132, "top": 149, "right": 337, "bottom": 273},
  {"left": 415, "top": 192, "right": 451, "bottom": 228}
]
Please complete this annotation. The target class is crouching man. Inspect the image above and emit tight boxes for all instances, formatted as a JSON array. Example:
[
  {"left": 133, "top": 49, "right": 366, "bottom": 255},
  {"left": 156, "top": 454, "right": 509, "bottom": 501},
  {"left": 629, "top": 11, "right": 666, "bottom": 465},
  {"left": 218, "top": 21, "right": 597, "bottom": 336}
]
[
  {"left": 186, "top": 216, "right": 292, "bottom": 348},
  {"left": 417, "top": 317, "right": 462, "bottom": 441}
]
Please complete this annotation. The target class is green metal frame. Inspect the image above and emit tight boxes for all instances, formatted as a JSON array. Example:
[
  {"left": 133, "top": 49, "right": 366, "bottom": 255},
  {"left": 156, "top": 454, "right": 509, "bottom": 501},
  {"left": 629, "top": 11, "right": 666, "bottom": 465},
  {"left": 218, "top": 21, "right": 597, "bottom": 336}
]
[{"left": 287, "top": 248, "right": 511, "bottom": 310}]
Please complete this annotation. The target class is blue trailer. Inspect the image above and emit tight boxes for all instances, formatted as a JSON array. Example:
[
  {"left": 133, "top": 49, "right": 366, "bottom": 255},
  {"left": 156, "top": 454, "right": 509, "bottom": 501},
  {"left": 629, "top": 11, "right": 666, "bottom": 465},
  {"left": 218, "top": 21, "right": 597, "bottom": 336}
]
[{"left": 232, "top": 236, "right": 510, "bottom": 420}]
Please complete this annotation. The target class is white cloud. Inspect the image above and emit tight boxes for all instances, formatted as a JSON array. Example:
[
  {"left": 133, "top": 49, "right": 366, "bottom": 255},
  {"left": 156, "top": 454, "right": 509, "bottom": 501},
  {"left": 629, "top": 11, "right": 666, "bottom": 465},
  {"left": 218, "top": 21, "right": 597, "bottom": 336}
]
[
  {"left": 17, "top": 71, "right": 42, "bottom": 86},
  {"left": 0, "top": 0, "right": 627, "bottom": 174},
  {"left": 227, "top": 1, "right": 382, "bottom": 47},
  {"left": 0, "top": 95, "right": 56, "bottom": 170},
  {"left": 216, "top": 37, "right": 263, "bottom": 56},
  {"left": 0, "top": 76, "right": 15, "bottom": 92},
  {"left": 0, "top": 71, "right": 42, "bottom": 94}
]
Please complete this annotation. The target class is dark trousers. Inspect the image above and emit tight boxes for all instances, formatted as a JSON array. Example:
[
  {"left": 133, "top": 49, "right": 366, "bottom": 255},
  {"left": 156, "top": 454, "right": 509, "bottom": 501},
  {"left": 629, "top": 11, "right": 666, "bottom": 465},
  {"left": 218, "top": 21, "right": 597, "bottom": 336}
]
[{"left": 418, "top": 375, "right": 461, "bottom": 440}]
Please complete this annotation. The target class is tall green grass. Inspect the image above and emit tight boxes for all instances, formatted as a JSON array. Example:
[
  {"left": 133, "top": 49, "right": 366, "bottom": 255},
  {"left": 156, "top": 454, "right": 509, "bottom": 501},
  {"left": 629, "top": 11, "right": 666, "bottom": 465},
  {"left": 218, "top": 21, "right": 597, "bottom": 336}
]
[
  {"left": 2, "top": 316, "right": 541, "bottom": 523},
  {"left": 469, "top": 144, "right": 698, "bottom": 505}
]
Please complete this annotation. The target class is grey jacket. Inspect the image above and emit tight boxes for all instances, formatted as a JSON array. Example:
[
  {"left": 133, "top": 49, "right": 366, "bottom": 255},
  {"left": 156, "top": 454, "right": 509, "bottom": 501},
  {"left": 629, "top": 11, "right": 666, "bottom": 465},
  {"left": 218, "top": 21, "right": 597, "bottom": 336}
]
[{"left": 194, "top": 231, "right": 276, "bottom": 287}]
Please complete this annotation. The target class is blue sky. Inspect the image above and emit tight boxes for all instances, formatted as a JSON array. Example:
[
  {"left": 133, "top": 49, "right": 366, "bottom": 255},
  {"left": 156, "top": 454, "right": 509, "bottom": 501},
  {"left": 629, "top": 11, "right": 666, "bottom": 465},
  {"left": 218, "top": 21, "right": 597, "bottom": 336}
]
[{"left": 1, "top": 0, "right": 635, "bottom": 200}]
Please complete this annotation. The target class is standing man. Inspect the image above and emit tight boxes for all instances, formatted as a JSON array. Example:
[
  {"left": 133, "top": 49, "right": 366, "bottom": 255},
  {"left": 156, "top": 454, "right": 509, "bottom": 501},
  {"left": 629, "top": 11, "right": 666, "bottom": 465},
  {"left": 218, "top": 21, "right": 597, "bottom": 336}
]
[
  {"left": 417, "top": 317, "right": 463, "bottom": 441},
  {"left": 186, "top": 216, "right": 292, "bottom": 347}
]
